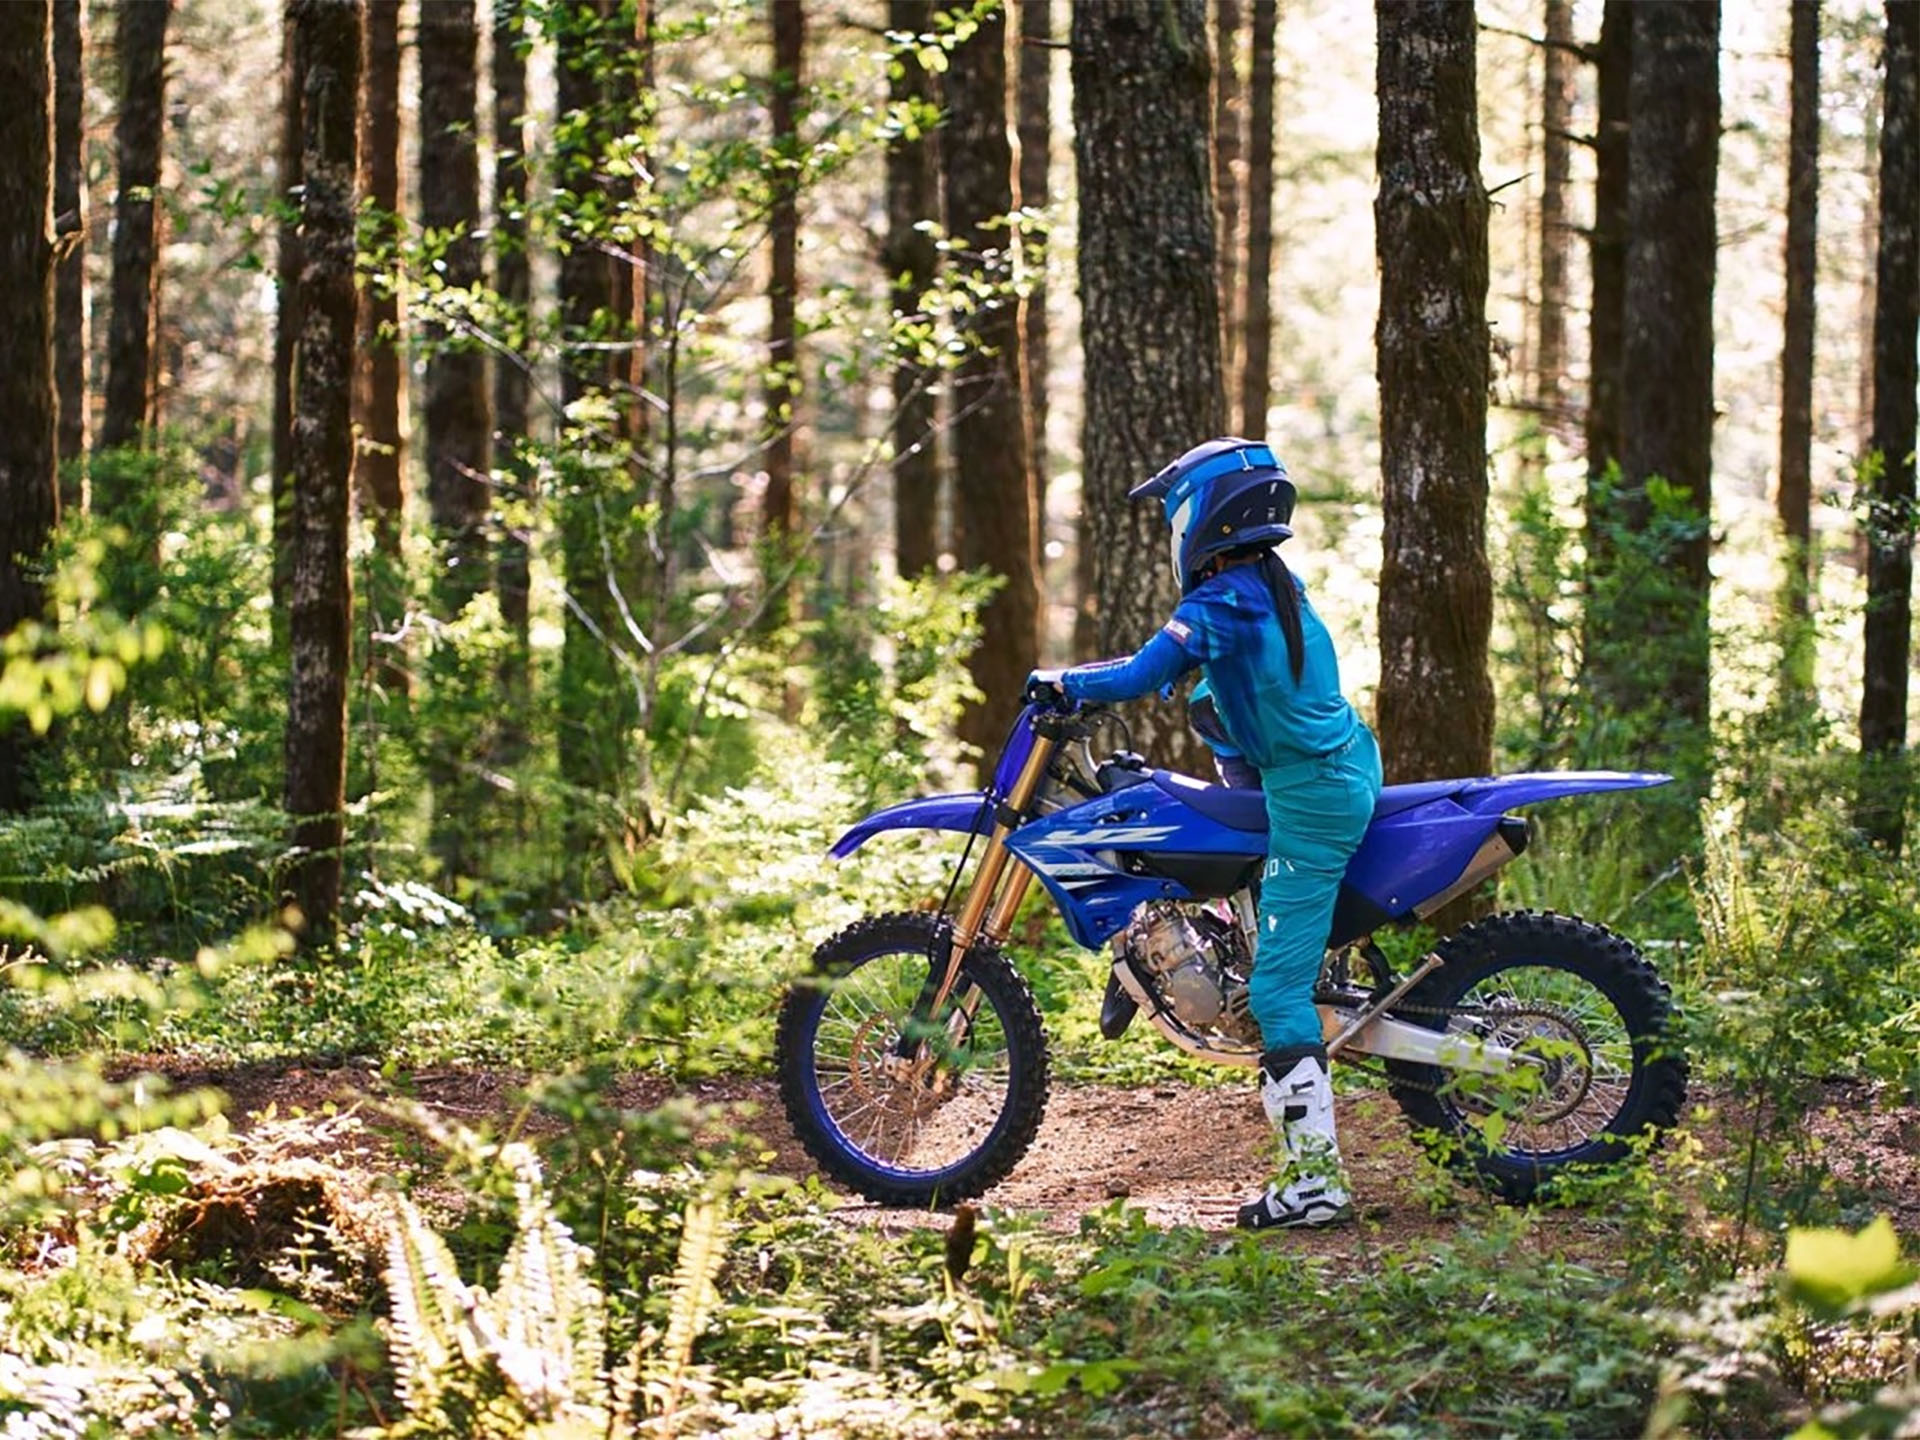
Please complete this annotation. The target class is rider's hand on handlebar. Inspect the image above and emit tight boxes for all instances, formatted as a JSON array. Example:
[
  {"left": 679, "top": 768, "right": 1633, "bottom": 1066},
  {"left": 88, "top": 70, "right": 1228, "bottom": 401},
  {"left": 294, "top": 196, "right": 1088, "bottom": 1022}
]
[{"left": 1025, "top": 669, "right": 1069, "bottom": 707}]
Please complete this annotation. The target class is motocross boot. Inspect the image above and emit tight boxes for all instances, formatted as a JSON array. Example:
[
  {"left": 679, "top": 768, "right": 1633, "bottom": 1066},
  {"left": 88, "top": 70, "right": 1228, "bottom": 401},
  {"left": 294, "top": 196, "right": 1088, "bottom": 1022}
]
[{"left": 1237, "top": 1043, "right": 1354, "bottom": 1230}]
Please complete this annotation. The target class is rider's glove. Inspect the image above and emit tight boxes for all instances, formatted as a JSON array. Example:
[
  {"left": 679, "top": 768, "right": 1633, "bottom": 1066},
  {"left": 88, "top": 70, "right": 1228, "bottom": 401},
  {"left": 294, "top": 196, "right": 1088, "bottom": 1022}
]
[{"left": 1025, "top": 668, "right": 1068, "bottom": 705}]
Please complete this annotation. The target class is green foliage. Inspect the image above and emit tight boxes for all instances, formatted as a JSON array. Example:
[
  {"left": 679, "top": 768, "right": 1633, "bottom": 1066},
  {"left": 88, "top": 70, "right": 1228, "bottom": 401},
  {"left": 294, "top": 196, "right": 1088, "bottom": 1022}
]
[{"left": 810, "top": 570, "right": 994, "bottom": 804}]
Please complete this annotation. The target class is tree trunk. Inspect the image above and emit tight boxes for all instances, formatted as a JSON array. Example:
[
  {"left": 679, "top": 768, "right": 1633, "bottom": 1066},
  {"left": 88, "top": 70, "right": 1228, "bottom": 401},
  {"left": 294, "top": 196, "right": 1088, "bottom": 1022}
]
[
  {"left": 1616, "top": 0, "right": 1718, "bottom": 732},
  {"left": 1778, "top": 0, "right": 1820, "bottom": 702},
  {"left": 419, "top": 0, "right": 489, "bottom": 616},
  {"left": 98, "top": 0, "right": 169, "bottom": 454},
  {"left": 946, "top": 0, "right": 1039, "bottom": 751},
  {"left": 1018, "top": 0, "right": 1051, "bottom": 515},
  {"left": 1373, "top": 0, "right": 1493, "bottom": 795},
  {"left": 355, "top": 0, "right": 403, "bottom": 569},
  {"left": 272, "top": 10, "right": 302, "bottom": 622},
  {"left": 1536, "top": 0, "right": 1573, "bottom": 431},
  {"left": 53, "top": 0, "right": 87, "bottom": 496},
  {"left": 284, "top": 0, "right": 360, "bottom": 947},
  {"left": 762, "top": 0, "right": 803, "bottom": 562},
  {"left": 1860, "top": 0, "right": 1919, "bottom": 850},
  {"left": 556, "top": 0, "right": 638, "bottom": 813},
  {"left": 494, "top": 0, "right": 532, "bottom": 733},
  {"left": 1238, "top": 0, "right": 1276, "bottom": 437},
  {"left": 1214, "top": 0, "right": 1243, "bottom": 406},
  {"left": 0, "top": 0, "right": 57, "bottom": 814},
  {"left": 886, "top": 0, "right": 940, "bottom": 578},
  {"left": 1072, "top": 0, "right": 1224, "bottom": 773},
  {"left": 1584, "top": 0, "right": 1630, "bottom": 495}
]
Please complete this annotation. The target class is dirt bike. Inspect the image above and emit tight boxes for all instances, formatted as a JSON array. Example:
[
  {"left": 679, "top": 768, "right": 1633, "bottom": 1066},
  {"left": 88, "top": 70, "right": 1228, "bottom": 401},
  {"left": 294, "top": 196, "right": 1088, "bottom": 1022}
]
[{"left": 775, "top": 692, "right": 1689, "bottom": 1208}]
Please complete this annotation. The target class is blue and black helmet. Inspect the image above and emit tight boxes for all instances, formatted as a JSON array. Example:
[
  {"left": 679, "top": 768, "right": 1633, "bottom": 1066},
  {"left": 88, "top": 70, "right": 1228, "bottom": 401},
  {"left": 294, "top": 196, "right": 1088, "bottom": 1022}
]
[{"left": 1128, "top": 437, "right": 1296, "bottom": 593}]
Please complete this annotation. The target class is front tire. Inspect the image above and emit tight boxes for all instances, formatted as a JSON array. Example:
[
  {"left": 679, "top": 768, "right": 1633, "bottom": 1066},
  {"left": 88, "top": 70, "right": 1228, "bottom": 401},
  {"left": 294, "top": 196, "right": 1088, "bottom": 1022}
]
[
  {"left": 775, "top": 912, "right": 1050, "bottom": 1207},
  {"left": 1384, "top": 910, "right": 1688, "bottom": 1202}
]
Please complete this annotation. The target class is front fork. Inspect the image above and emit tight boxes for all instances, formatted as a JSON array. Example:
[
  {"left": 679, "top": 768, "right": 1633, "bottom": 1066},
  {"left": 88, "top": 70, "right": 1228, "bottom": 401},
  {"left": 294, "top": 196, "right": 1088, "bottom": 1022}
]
[{"left": 896, "top": 729, "right": 1054, "bottom": 1059}]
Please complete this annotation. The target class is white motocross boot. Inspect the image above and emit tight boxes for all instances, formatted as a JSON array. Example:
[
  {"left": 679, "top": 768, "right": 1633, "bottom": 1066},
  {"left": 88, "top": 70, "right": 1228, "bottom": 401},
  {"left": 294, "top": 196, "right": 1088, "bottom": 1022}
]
[{"left": 1237, "top": 1043, "right": 1354, "bottom": 1230}]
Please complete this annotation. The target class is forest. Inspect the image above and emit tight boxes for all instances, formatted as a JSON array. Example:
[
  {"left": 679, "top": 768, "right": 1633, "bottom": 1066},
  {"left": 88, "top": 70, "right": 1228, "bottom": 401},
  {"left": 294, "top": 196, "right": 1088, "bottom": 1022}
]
[{"left": 1, "top": 0, "right": 1918, "bottom": 1434}]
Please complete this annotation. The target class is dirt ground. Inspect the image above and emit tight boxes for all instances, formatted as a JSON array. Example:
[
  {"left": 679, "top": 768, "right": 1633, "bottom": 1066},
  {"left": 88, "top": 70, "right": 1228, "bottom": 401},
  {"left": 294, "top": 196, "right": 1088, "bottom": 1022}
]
[{"left": 130, "top": 1056, "right": 1789, "bottom": 1256}]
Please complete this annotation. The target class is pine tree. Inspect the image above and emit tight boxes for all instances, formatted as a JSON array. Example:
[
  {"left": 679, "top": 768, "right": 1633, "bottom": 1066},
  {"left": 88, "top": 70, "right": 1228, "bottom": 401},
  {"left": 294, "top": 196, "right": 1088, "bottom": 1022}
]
[
  {"left": 53, "top": 0, "right": 88, "bottom": 493},
  {"left": 1213, "top": 0, "right": 1243, "bottom": 405},
  {"left": 98, "top": 0, "right": 170, "bottom": 454},
  {"left": 271, "top": 9, "right": 303, "bottom": 621},
  {"left": 419, "top": 0, "right": 490, "bottom": 616},
  {"left": 1373, "top": 0, "right": 1493, "bottom": 791},
  {"left": 1017, "top": 0, "right": 1051, "bottom": 509},
  {"left": 762, "top": 0, "right": 804, "bottom": 571},
  {"left": 1584, "top": 0, "right": 1630, "bottom": 505},
  {"left": 1239, "top": 0, "right": 1276, "bottom": 437},
  {"left": 355, "top": 0, "right": 405, "bottom": 582},
  {"left": 494, "top": 0, "right": 533, "bottom": 722},
  {"left": 283, "top": 0, "right": 361, "bottom": 945},
  {"left": 0, "top": 0, "right": 58, "bottom": 813},
  {"left": 885, "top": 0, "right": 940, "bottom": 578},
  {"left": 945, "top": 0, "right": 1039, "bottom": 750},
  {"left": 1860, "top": 0, "right": 1918, "bottom": 850},
  {"left": 1536, "top": 0, "right": 1574, "bottom": 431},
  {"left": 1778, "top": 0, "right": 1820, "bottom": 700},
  {"left": 1071, "top": 0, "right": 1224, "bottom": 772},
  {"left": 1615, "top": 0, "right": 1718, "bottom": 732}
]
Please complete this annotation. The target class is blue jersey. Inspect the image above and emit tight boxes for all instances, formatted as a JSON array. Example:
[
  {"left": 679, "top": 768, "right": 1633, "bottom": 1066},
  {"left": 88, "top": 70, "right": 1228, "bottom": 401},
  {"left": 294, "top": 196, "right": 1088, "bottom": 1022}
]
[{"left": 1060, "top": 564, "right": 1359, "bottom": 773}]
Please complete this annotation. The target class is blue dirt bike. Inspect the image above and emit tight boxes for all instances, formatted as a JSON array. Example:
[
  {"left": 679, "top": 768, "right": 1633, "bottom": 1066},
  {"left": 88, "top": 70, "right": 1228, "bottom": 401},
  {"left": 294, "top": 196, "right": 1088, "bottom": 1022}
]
[{"left": 776, "top": 694, "right": 1689, "bottom": 1208}]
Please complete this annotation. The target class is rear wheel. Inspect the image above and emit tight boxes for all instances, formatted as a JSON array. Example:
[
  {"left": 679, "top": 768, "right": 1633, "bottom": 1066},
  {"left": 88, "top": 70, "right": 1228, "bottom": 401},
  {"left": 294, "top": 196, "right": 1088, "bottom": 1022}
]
[
  {"left": 1384, "top": 910, "right": 1688, "bottom": 1202},
  {"left": 775, "top": 912, "right": 1050, "bottom": 1207}
]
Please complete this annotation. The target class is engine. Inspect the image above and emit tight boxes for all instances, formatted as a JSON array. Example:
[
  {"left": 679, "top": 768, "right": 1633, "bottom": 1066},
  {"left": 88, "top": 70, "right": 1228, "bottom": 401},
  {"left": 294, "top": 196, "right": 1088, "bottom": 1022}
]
[{"left": 1114, "top": 901, "right": 1262, "bottom": 1048}]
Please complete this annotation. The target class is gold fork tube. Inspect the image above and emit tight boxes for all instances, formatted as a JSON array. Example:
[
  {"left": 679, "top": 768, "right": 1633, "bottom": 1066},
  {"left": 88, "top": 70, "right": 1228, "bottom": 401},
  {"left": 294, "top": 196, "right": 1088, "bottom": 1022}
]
[
  {"left": 929, "top": 732, "right": 1056, "bottom": 1014},
  {"left": 983, "top": 864, "right": 1037, "bottom": 945}
]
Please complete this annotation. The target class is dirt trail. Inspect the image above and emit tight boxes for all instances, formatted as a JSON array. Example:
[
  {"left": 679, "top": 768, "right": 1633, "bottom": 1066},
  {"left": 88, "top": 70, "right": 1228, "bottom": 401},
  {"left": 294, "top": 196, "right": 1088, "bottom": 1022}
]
[
  {"left": 136, "top": 1057, "right": 1920, "bottom": 1253},
  {"left": 137, "top": 1059, "right": 1650, "bottom": 1253}
]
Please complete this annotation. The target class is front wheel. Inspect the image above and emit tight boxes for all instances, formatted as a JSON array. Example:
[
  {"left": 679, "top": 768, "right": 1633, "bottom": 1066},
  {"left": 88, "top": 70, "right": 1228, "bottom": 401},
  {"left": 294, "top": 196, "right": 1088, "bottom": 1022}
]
[
  {"left": 775, "top": 912, "right": 1050, "bottom": 1207},
  {"left": 1384, "top": 910, "right": 1688, "bottom": 1203}
]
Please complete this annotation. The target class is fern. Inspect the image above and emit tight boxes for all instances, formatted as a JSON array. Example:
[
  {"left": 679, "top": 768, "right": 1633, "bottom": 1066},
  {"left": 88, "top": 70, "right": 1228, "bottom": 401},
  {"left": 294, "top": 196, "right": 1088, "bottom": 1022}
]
[
  {"left": 643, "top": 1194, "right": 730, "bottom": 1429},
  {"left": 378, "top": 1143, "right": 614, "bottom": 1438}
]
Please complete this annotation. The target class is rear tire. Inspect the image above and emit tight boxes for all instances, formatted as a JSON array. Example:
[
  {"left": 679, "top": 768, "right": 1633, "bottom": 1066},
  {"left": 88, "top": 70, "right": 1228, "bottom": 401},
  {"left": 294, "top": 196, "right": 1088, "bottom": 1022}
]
[
  {"left": 775, "top": 912, "right": 1050, "bottom": 1207},
  {"left": 1384, "top": 910, "right": 1688, "bottom": 1202}
]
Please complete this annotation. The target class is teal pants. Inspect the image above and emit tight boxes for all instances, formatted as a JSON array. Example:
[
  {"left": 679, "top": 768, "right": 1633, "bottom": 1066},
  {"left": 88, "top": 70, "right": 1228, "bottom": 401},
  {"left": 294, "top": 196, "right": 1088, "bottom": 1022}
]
[{"left": 1248, "top": 726, "right": 1383, "bottom": 1050}]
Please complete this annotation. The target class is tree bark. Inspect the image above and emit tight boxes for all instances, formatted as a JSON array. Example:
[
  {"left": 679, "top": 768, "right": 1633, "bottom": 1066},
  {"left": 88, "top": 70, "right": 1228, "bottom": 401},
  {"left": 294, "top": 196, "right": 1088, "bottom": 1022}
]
[
  {"left": 419, "top": 0, "right": 490, "bottom": 616},
  {"left": 1860, "top": 0, "right": 1919, "bottom": 850},
  {"left": 1777, "top": 0, "right": 1820, "bottom": 701},
  {"left": 272, "top": 10, "right": 303, "bottom": 622},
  {"left": 1072, "top": 0, "right": 1224, "bottom": 774},
  {"left": 1373, "top": 0, "right": 1493, "bottom": 793},
  {"left": 0, "top": 0, "right": 57, "bottom": 814},
  {"left": 1584, "top": 0, "right": 1630, "bottom": 494},
  {"left": 763, "top": 0, "right": 803, "bottom": 565},
  {"left": 1616, "top": 0, "right": 1718, "bottom": 731},
  {"left": 53, "top": 0, "right": 87, "bottom": 494},
  {"left": 1213, "top": 0, "right": 1243, "bottom": 406},
  {"left": 1018, "top": 0, "right": 1051, "bottom": 510},
  {"left": 555, "top": 0, "right": 637, "bottom": 810},
  {"left": 354, "top": 0, "right": 403, "bottom": 567},
  {"left": 886, "top": 0, "right": 940, "bottom": 578},
  {"left": 494, "top": 0, "right": 532, "bottom": 726},
  {"left": 1238, "top": 0, "right": 1276, "bottom": 437},
  {"left": 98, "top": 0, "right": 169, "bottom": 454},
  {"left": 1536, "top": 0, "right": 1574, "bottom": 431},
  {"left": 284, "top": 0, "right": 360, "bottom": 947},
  {"left": 947, "top": 0, "right": 1040, "bottom": 751}
]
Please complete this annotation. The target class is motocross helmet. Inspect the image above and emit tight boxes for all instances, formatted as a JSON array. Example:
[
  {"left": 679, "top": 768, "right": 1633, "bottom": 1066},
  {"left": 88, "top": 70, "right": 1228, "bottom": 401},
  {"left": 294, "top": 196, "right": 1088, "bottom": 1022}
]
[{"left": 1128, "top": 437, "right": 1295, "bottom": 593}]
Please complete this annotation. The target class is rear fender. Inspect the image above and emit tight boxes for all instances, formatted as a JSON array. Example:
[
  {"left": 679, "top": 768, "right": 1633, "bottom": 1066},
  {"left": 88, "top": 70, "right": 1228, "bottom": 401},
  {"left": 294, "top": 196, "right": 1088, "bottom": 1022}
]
[
  {"left": 829, "top": 793, "right": 993, "bottom": 859},
  {"left": 1456, "top": 771, "right": 1671, "bottom": 815}
]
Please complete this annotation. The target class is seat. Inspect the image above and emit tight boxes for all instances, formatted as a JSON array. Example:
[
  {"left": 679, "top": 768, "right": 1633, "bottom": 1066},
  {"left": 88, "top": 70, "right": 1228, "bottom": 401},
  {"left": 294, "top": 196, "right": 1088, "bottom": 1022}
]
[{"left": 1151, "top": 770, "right": 1475, "bottom": 833}]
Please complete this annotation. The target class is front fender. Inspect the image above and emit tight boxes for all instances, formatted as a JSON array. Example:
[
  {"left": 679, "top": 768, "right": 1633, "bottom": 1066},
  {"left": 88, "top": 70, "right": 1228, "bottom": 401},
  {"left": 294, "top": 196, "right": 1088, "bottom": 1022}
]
[{"left": 829, "top": 792, "right": 993, "bottom": 859}]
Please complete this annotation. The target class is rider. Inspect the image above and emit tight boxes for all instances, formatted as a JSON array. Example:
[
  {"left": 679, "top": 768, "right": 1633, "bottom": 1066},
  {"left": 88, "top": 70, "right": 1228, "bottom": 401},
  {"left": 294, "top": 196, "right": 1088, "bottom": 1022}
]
[{"left": 1030, "top": 437, "right": 1382, "bottom": 1229}]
